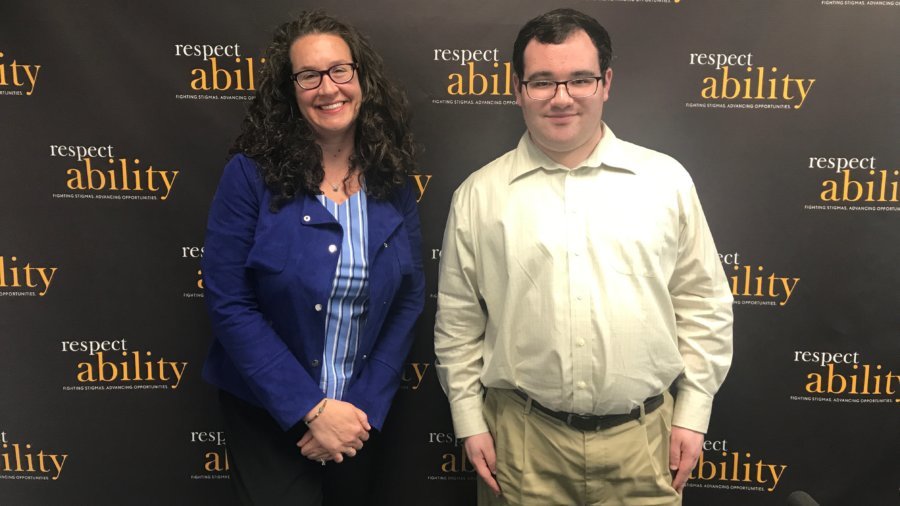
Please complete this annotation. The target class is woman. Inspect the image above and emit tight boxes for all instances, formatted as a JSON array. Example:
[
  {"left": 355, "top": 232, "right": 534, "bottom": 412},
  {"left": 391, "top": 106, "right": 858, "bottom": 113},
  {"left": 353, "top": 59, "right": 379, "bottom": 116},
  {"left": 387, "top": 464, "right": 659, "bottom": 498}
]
[{"left": 201, "top": 11, "right": 424, "bottom": 505}]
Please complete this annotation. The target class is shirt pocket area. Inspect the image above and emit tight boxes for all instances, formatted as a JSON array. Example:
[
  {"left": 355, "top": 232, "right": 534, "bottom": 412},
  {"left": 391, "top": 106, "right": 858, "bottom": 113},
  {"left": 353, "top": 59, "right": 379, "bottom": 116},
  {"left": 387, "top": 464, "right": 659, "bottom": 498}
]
[{"left": 610, "top": 238, "right": 660, "bottom": 278}]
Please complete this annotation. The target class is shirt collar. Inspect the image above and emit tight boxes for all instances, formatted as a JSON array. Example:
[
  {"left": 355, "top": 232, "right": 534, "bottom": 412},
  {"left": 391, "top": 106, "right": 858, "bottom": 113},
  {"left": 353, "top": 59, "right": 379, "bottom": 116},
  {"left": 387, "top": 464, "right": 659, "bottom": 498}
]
[{"left": 508, "top": 122, "right": 640, "bottom": 184}]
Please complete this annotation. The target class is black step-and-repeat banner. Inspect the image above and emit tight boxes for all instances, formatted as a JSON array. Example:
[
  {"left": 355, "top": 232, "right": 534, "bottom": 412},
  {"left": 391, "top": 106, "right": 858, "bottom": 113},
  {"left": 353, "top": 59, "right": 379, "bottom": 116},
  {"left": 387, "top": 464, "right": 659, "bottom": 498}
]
[{"left": 2, "top": 1, "right": 897, "bottom": 505}]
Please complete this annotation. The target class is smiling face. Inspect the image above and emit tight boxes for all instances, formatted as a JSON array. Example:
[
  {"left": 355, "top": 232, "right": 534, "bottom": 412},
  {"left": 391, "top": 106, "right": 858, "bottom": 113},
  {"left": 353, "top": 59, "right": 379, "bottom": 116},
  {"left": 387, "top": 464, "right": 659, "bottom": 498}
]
[
  {"left": 289, "top": 33, "right": 362, "bottom": 143},
  {"left": 514, "top": 29, "right": 612, "bottom": 166}
]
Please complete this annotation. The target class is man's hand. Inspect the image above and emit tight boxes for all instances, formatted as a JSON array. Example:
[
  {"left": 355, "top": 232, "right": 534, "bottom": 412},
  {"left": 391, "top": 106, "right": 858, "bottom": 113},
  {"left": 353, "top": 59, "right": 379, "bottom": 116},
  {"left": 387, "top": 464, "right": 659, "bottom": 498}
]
[
  {"left": 297, "top": 399, "right": 370, "bottom": 463},
  {"left": 465, "top": 432, "right": 501, "bottom": 496},
  {"left": 669, "top": 426, "right": 704, "bottom": 493}
]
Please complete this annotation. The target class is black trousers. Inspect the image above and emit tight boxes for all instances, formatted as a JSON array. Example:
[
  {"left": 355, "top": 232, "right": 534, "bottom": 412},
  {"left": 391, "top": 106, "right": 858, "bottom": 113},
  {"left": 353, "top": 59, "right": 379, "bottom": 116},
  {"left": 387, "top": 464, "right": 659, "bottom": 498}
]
[{"left": 219, "top": 390, "right": 382, "bottom": 506}]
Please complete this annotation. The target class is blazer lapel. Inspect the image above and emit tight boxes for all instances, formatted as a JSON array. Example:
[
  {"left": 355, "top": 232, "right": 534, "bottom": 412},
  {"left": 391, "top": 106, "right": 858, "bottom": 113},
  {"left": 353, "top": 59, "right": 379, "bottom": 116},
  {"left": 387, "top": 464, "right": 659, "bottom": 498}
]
[
  {"left": 366, "top": 196, "right": 403, "bottom": 259},
  {"left": 292, "top": 193, "right": 400, "bottom": 258},
  {"left": 297, "top": 194, "right": 338, "bottom": 226}
]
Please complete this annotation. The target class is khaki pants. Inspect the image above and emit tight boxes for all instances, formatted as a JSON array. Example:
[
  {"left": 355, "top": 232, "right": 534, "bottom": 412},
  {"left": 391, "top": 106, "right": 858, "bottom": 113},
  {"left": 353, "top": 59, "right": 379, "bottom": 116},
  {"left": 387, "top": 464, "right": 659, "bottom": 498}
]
[{"left": 478, "top": 389, "right": 681, "bottom": 506}]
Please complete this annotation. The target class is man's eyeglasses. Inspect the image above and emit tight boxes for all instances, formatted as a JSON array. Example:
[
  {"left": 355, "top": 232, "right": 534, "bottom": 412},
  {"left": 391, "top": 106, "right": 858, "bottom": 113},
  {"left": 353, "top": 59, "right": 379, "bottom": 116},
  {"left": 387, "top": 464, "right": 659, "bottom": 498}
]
[
  {"left": 520, "top": 76, "right": 603, "bottom": 100},
  {"left": 291, "top": 63, "right": 358, "bottom": 90}
]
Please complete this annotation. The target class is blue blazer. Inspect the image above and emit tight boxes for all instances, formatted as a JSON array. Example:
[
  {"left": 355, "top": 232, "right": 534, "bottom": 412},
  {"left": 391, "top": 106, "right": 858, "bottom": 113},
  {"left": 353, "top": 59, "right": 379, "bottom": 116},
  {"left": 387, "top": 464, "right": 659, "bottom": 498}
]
[{"left": 202, "top": 154, "right": 425, "bottom": 431}]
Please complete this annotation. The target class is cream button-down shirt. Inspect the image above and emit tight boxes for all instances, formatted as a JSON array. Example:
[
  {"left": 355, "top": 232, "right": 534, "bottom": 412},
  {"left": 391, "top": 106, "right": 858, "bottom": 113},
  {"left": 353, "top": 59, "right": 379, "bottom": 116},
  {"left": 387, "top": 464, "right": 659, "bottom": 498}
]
[{"left": 434, "top": 124, "right": 733, "bottom": 437}]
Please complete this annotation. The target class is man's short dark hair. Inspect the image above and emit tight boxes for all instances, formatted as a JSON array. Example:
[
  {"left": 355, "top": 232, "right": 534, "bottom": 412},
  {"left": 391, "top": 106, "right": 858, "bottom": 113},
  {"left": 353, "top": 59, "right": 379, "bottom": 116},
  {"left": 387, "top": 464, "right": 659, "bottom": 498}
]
[{"left": 512, "top": 8, "right": 613, "bottom": 81}]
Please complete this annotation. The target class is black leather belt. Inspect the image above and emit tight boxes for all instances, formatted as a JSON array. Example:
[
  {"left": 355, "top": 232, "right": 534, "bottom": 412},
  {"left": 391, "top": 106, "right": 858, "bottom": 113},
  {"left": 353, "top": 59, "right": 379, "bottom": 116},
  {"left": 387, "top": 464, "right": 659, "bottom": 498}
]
[{"left": 513, "top": 390, "right": 665, "bottom": 432}]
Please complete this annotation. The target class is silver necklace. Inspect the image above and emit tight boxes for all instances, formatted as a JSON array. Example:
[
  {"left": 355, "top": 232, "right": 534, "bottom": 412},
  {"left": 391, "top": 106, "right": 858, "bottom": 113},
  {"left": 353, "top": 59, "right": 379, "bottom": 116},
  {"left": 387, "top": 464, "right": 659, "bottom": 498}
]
[{"left": 324, "top": 171, "right": 353, "bottom": 193}]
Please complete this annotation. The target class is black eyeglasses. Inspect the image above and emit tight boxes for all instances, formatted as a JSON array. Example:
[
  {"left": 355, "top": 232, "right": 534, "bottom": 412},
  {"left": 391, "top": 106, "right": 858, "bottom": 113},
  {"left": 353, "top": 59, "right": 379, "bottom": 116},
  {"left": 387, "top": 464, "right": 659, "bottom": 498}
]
[
  {"left": 520, "top": 76, "right": 603, "bottom": 100},
  {"left": 291, "top": 63, "right": 358, "bottom": 90}
]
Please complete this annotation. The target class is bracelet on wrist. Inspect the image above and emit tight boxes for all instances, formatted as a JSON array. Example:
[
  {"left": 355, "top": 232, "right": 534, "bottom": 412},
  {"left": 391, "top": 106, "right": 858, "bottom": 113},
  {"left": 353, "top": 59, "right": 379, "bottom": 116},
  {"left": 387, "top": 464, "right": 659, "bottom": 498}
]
[{"left": 305, "top": 399, "right": 328, "bottom": 426}]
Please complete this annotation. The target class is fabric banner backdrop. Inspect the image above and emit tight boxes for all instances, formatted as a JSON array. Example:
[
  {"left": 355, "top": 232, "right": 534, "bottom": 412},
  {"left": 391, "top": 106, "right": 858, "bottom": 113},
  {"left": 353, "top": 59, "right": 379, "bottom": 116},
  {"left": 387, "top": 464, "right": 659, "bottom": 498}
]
[{"left": 1, "top": 1, "right": 897, "bottom": 505}]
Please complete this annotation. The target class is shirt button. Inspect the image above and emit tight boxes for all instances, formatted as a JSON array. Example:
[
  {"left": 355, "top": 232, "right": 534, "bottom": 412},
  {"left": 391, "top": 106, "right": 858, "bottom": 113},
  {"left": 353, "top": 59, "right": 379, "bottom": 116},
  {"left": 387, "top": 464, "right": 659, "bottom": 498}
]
[
  {"left": 311, "top": 359, "right": 320, "bottom": 367},
  {"left": 328, "top": 244, "right": 337, "bottom": 253},
  {"left": 383, "top": 242, "right": 389, "bottom": 248},
  {"left": 576, "top": 340, "right": 585, "bottom": 347},
  {"left": 314, "top": 304, "right": 323, "bottom": 311},
  {"left": 362, "top": 354, "right": 368, "bottom": 360},
  {"left": 577, "top": 381, "right": 587, "bottom": 389},
  {"left": 303, "top": 215, "right": 311, "bottom": 222}
]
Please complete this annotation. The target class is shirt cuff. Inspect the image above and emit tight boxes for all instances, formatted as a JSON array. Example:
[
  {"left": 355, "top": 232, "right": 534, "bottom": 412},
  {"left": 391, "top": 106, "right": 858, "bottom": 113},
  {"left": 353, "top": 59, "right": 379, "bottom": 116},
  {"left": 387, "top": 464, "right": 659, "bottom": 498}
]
[
  {"left": 672, "top": 387, "right": 714, "bottom": 434},
  {"left": 450, "top": 395, "right": 489, "bottom": 438}
]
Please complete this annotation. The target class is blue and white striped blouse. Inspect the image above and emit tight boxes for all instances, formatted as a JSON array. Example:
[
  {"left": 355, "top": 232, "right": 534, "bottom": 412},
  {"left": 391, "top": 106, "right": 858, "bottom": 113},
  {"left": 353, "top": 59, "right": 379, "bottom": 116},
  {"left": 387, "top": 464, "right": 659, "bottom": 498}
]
[{"left": 316, "top": 191, "right": 369, "bottom": 400}]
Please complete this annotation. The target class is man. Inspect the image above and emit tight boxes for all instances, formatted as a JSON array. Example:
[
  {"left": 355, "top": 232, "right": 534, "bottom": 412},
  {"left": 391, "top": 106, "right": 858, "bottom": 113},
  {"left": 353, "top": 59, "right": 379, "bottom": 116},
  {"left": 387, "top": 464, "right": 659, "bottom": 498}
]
[{"left": 434, "top": 8, "right": 733, "bottom": 505}]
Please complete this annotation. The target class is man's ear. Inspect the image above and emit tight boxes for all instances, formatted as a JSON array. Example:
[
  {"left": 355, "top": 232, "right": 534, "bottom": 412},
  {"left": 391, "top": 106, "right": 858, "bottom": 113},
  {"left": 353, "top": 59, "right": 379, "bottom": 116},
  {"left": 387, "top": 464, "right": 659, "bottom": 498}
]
[
  {"left": 601, "top": 68, "right": 613, "bottom": 102},
  {"left": 513, "top": 75, "right": 523, "bottom": 107}
]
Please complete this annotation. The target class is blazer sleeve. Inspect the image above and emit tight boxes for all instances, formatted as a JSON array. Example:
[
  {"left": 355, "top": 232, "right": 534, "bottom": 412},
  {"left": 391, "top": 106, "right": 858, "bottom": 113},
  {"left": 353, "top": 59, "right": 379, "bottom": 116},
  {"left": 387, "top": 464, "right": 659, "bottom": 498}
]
[
  {"left": 343, "top": 182, "right": 425, "bottom": 429},
  {"left": 202, "top": 154, "right": 324, "bottom": 431}
]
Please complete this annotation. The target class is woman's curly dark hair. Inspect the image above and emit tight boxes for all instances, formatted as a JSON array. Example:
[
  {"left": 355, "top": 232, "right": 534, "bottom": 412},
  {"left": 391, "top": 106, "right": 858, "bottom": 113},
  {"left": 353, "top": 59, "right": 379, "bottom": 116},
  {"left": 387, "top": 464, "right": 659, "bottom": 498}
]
[{"left": 232, "top": 11, "right": 417, "bottom": 210}]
